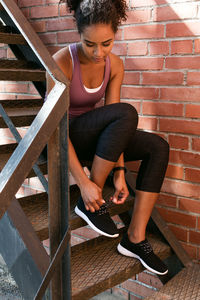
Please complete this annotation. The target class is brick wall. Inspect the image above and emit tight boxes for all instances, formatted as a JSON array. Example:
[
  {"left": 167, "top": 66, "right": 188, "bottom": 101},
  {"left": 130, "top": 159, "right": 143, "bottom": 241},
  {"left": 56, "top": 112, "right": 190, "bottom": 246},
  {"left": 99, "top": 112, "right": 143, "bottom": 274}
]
[{"left": 1, "top": 0, "right": 200, "bottom": 298}]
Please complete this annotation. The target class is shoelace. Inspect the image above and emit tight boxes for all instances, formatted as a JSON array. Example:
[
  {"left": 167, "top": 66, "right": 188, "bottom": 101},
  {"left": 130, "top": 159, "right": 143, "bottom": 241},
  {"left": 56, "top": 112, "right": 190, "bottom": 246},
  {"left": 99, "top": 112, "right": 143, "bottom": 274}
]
[
  {"left": 139, "top": 240, "right": 153, "bottom": 255},
  {"left": 98, "top": 202, "right": 110, "bottom": 215}
]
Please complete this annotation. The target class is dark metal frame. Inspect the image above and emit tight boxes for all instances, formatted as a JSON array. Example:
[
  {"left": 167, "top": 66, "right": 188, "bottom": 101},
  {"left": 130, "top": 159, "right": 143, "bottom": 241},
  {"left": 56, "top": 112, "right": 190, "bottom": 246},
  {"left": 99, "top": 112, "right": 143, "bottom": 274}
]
[{"left": 0, "top": 0, "right": 71, "bottom": 299}]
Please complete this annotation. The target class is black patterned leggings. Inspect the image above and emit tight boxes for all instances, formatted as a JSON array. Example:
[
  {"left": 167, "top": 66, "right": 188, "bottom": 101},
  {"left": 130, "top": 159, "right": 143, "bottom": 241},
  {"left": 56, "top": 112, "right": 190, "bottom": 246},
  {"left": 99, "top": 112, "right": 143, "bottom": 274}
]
[{"left": 69, "top": 103, "right": 169, "bottom": 193}]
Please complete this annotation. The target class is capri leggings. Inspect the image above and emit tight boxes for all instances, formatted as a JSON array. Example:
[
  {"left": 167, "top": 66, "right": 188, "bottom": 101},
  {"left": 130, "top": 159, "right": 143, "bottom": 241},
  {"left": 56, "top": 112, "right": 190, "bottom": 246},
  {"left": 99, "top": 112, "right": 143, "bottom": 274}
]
[{"left": 69, "top": 102, "right": 169, "bottom": 193}]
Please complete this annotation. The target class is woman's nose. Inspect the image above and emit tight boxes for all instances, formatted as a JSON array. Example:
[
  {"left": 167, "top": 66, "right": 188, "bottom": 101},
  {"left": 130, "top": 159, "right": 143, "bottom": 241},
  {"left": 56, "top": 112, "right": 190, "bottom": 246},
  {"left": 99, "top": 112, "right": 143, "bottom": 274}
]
[{"left": 94, "top": 46, "right": 103, "bottom": 57}]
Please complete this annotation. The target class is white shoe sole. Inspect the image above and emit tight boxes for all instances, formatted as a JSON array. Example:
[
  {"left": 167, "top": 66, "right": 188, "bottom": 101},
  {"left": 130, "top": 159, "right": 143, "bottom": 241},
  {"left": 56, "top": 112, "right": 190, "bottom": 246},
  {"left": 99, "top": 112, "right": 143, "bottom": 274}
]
[
  {"left": 75, "top": 205, "right": 119, "bottom": 238},
  {"left": 117, "top": 243, "right": 168, "bottom": 275}
]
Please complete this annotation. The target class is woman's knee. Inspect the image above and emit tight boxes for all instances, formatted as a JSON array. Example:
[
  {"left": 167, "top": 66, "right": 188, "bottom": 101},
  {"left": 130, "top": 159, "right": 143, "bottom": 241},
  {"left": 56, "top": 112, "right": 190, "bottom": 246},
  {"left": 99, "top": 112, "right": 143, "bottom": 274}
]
[
  {"left": 151, "top": 134, "right": 170, "bottom": 162},
  {"left": 113, "top": 102, "right": 138, "bottom": 129}
]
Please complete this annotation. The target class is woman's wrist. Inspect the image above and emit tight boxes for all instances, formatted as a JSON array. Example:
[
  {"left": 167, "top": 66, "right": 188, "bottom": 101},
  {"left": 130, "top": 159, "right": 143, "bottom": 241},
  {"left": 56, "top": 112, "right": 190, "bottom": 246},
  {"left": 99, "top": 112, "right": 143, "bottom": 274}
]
[{"left": 112, "top": 166, "right": 127, "bottom": 174}]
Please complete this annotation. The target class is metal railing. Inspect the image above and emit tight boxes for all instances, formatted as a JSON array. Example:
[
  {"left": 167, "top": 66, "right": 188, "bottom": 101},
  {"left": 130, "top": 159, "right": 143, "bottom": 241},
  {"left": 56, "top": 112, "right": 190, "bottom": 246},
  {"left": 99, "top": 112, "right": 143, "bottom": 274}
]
[{"left": 0, "top": 0, "right": 71, "bottom": 298}]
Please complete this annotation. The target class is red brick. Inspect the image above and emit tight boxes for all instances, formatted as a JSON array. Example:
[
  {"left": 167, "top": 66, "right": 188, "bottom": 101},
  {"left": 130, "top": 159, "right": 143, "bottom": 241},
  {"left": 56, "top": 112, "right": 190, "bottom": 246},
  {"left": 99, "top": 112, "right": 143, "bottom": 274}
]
[
  {"left": 168, "top": 135, "right": 189, "bottom": 150},
  {"left": 170, "top": 150, "right": 200, "bottom": 168},
  {"left": 30, "top": 5, "right": 58, "bottom": 18},
  {"left": 192, "top": 137, "right": 200, "bottom": 151},
  {"left": 115, "top": 29, "right": 123, "bottom": 41},
  {"left": 125, "top": 9, "right": 151, "bottom": 24},
  {"left": 185, "top": 104, "right": 200, "bottom": 119},
  {"left": 162, "top": 178, "right": 200, "bottom": 199},
  {"left": 112, "top": 286, "right": 129, "bottom": 300},
  {"left": 127, "top": 42, "right": 148, "bottom": 56},
  {"left": 7, "top": 48, "right": 16, "bottom": 59},
  {"left": 18, "top": 0, "right": 43, "bottom": 7},
  {"left": 125, "top": 58, "right": 164, "bottom": 70},
  {"left": 121, "top": 100, "right": 140, "bottom": 114},
  {"left": 166, "top": 57, "right": 200, "bottom": 70},
  {"left": 189, "top": 231, "right": 200, "bottom": 244},
  {"left": 112, "top": 43, "right": 127, "bottom": 56},
  {"left": 181, "top": 242, "right": 197, "bottom": 259},
  {"left": 187, "top": 72, "right": 200, "bottom": 85},
  {"left": 46, "top": 18, "right": 75, "bottom": 31},
  {"left": 179, "top": 198, "right": 200, "bottom": 214},
  {"left": 124, "top": 24, "right": 164, "bottom": 40},
  {"left": 0, "top": 94, "right": 16, "bottom": 100},
  {"left": 138, "top": 116, "right": 158, "bottom": 131},
  {"left": 71, "top": 235, "right": 85, "bottom": 246},
  {"left": 121, "top": 86, "right": 159, "bottom": 100},
  {"left": 39, "top": 33, "right": 57, "bottom": 45},
  {"left": 137, "top": 272, "right": 163, "bottom": 289},
  {"left": 166, "top": 164, "right": 184, "bottom": 180},
  {"left": 198, "top": 218, "right": 200, "bottom": 230},
  {"left": 4, "top": 83, "right": 28, "bottom": 93},
  {"left": 195, "top": 39, "right": 200, "bottom": 53},
  {"left": 160, "top": 88, "right": 200, "bottom": 102},
  {"left": 185, "top": 168, "right": 200, "bottom": 184},
  {"left": 171, "top": 40, "right": 193, "bottom": 55},
  {"left": 59, "top": 3, "right": 71, "bottom": 16},
  {"left": 157, "top": 193, "right": 177, "bottom": 208},
  {"left": 168, "top": 225, "right": 188, "bottom": 242},
  {"left": 166, "top": 22, "right": 200, "bottom": 38},
  {"left": 121, "top": 280, "right": 154, "bottom": 298},
  {"left": 131, "top": 0, "right": 166, "bottom": 7},
  {"left": 142, "top": 72, "right": 183, "bottom": 85},
  {"left": 0, "top": 49, "right": 7, "bottom": 59},
  {"left": 143, "top": 102, "right": 183, "bottom": 117},
  {"left": 149, "top": 41, "right": 169, "bottom": 55},
  {"left": 30, "top": 20, "right": 46, "bottom": 33},
  {"left": 72, "top": 226, "right": 100, "bottom": 240},
  {"left": 46, "top": 0, "right": 60, "bottom": 3},
  {"left": 158, "top": 207, "right": 196, "bottom": 228},
  {"left": 154, "top": 4, "right": 197, "bottom": 22},
  {"left": 57, "top": 31, "right": 79, "bottom": 43},
  {"left": 123, "top": 72, "right": 140, "bottom": 85},
  {"left": 160, "top": 119, "right": 200, "bottom": 135}
]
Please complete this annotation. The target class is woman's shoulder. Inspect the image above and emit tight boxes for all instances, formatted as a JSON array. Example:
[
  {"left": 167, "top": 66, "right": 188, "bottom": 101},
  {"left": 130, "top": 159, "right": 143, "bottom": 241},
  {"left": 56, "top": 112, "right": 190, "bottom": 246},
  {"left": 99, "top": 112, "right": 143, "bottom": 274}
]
[
  {"left": 53, "top": 46, "right": 73, "bottom": 80},
  {"left": 109, "top": 52, "right": 124, "bottom": 79}
]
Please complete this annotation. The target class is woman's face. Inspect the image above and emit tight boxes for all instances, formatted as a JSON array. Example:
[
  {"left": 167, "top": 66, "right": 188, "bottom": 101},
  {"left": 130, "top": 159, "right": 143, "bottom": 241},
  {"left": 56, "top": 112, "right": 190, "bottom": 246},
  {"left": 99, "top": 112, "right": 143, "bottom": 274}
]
[{"left": 80, "top": 23, "right": 115, "bottom": 64}]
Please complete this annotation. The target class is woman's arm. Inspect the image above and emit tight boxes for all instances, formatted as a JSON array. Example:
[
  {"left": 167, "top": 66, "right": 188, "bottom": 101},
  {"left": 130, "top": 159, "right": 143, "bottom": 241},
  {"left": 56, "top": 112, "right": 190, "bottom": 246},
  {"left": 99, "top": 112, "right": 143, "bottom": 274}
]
[
  {"left": 104, "top": 54, "right": 129, "bottom": 204},
  {"left": 46, "top": 50, "right": 104, "bottom": 212}
]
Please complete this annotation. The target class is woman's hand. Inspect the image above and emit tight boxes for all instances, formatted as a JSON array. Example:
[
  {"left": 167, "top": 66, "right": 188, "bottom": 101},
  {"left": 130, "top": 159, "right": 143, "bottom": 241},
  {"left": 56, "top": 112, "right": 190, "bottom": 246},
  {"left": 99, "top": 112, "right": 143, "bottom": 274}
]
[
  {"left": 80, "top": 178, "right": 105, "bottom": 213},
  {"left": 111, "top": 171, "right": 129, "bottom": 205}
]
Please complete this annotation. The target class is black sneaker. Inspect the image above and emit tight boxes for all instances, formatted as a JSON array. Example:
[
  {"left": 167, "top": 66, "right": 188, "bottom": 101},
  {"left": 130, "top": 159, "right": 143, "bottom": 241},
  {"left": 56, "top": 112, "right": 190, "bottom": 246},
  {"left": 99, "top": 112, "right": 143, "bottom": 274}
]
[
  {"left": 117, "top": 233, "right": 168, "bottom": 275},
  {"left": 75, "top": 197, "right": 119, "bottom": 238}
]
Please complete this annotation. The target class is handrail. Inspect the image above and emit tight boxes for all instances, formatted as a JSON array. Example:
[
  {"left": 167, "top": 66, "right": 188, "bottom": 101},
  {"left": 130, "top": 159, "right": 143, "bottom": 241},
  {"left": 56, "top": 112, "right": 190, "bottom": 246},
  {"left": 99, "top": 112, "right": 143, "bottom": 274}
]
[
  {"left": 0, "top": 0, "right": 67, "bottom": 85},
  {"left": 0, "top": 0, "right": 69, "bottom": 217}
]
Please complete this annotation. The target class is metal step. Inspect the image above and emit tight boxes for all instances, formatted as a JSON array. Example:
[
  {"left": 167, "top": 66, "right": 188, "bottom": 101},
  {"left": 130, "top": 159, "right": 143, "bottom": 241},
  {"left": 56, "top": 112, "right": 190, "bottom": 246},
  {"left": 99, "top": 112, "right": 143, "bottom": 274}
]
[
  {"left": 0, "top": 98, "right": 43, "bottom": 109},
  {"left": 18, "top": 183, "right": 134, "bottom": 241},
  {"left": 0, "top": 107, "right": 40, "bottom": 127},
  {"left": 0, "top": 32, "right": 26, "bottom": 44},
  {"left": 0, "top": 68, "right": 45, "bottom": 81},
  {"left": 144, "top": 263, "right": 200, "bottom": 300},
  {"left": 0, "top": 59, "right": 43, "bottom": 69},
  {"left": 71, "top": 233, "right": 171, "bottom": 300}
]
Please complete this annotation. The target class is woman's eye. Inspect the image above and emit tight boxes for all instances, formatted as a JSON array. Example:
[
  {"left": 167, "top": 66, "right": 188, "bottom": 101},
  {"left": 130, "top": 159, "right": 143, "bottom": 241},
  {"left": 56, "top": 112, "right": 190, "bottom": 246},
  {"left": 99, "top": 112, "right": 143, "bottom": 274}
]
[
  {"left": 103, "top": 44, "right": 110, "bottom": 47},
  {"left": 86, "top": 43, "right": 94, "bottom": 47}
]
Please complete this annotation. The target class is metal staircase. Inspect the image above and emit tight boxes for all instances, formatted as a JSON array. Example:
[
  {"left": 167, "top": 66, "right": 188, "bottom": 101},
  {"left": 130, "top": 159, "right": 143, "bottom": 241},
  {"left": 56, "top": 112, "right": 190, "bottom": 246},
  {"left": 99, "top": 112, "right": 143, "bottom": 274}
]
[{"left": 0, "top": 1, "right": 194, "bottom": 299}]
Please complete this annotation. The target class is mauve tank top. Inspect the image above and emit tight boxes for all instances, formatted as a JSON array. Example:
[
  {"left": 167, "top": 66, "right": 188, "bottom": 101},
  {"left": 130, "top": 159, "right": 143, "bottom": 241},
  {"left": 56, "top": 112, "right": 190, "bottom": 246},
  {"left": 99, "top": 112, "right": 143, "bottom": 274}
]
[{"left": 69, "top": 43, "right": 111, "bottom": 119}]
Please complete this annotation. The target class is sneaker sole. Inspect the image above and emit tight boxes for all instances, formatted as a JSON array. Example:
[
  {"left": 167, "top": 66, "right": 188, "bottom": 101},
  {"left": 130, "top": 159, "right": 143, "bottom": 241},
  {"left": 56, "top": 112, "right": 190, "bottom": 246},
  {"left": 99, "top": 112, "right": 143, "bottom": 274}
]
[
  {"left": 75, "top": 206, "right": 119, "bottom": 238},
  {"left": 117, "top": 243, "right": 168, "bottom": 276}
]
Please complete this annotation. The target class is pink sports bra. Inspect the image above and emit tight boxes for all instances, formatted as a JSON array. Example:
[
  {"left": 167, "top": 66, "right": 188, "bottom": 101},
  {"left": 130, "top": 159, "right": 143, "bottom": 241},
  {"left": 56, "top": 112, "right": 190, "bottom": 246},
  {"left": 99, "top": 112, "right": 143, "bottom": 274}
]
[{"left": 69, "top": 43, "right": 111, "bottom": 119}]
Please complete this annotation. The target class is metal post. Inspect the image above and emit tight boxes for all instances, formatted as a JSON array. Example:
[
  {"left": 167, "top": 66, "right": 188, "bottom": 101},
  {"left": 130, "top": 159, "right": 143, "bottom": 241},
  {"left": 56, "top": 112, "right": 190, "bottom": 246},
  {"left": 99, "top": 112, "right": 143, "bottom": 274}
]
[{"left": 48, "top": 110, "right": 71, "bottom": 299}]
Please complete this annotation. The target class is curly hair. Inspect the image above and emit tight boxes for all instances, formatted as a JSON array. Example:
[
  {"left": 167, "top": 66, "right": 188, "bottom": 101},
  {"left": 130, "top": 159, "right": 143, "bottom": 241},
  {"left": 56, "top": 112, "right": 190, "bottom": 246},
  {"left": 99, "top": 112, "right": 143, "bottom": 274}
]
[{"left": 66, "top": 0, "right": 128, "bottom": 33}]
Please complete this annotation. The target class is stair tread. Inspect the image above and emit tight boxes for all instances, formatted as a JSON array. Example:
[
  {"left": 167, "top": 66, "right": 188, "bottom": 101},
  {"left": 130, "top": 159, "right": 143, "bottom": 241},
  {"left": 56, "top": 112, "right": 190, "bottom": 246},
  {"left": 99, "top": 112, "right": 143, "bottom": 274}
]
[
  {"left": 16, "top": 183, "right": 133, "bottom": 240},
  {"left": 0, "top": 32, "right": 26, "bottom": 44},
  {"left": 71, "top": 233, "right": 171, "bottom": 300},
  {"left": 0, "top": 98, "right": 43, "bottom": 109},
  {"left": 0, "top": 68, "right": 46, "bottom": 81},
  {"left": 0, "top": 59, "right": 43, "bottom": 69},
  {"left": 144, "top": 263, "right": 200, "bottom": 300}
]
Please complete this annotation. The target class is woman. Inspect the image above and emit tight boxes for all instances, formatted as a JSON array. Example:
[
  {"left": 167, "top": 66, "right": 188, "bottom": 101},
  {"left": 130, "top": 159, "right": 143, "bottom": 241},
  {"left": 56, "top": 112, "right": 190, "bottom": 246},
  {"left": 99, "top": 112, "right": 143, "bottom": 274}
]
[{"left": 47, "top": 0, "right": 169, "bottom": 275}]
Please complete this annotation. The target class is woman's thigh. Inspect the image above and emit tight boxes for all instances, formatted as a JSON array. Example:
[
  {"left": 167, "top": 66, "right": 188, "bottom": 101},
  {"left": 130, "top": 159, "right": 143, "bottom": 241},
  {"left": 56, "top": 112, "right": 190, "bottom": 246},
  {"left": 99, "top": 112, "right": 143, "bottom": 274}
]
[{"left": 69, "top": 103, "right": 138, "bottom": 162}]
